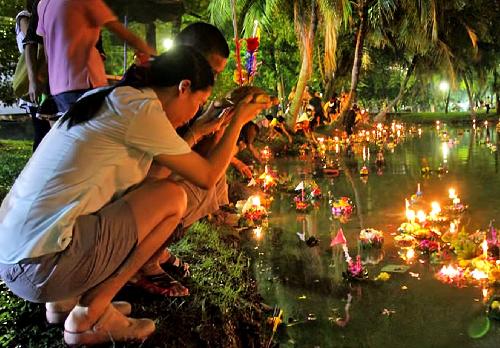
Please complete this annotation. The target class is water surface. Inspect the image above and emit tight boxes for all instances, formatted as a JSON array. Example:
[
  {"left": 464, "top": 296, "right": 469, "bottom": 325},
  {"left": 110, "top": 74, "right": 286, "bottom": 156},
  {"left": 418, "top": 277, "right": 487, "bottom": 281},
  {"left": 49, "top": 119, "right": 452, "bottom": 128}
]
[{"left": 249, "top": 124, "right": 500, "bottom": 348}]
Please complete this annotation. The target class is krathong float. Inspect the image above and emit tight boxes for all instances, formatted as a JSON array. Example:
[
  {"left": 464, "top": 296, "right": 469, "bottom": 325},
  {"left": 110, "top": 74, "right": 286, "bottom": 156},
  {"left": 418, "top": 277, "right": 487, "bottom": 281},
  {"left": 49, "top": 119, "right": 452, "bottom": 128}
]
[
  {"left": 331, "top": 197, "right": 354, "bottom": 219},
  {"left": 358, "top": 228, "right": 384, "bottom": 249},
  {"left": 293, "top": 181, "right": 322, "bottom": 212},
  {"left": 236, "top": 195, "right": 268, "bottom": 227}
]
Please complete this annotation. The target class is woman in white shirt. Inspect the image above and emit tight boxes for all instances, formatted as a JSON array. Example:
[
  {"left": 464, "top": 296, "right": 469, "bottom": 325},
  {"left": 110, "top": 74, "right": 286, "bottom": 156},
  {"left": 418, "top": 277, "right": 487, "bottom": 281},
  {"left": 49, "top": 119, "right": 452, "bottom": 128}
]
[{"left": 0, "top": 45, "right": 271, "bottom": 345}]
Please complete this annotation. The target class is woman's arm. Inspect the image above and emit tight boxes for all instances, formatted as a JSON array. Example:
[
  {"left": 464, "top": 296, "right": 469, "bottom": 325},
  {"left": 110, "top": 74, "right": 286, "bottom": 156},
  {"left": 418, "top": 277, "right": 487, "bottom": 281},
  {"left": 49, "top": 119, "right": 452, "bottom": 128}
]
[{"left": 155, "top": 97, "right": 268, "bottom": 189}]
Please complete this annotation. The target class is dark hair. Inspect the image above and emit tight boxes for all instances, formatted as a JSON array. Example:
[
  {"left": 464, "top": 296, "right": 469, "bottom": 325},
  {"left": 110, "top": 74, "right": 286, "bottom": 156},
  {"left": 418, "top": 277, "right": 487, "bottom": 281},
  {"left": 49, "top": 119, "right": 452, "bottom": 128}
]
[
  {"left": 277, "top": 116, "right": 285, "bottom": 123},
  {"left": 60, "top": 46, "right": 214, "bottom": 129},
  {"left": 175, "top": 22, "right": 229, "bottom": 58},
  {"left": 26, "top": 0, "right": 36, "bottom": 12},
  {"left": 238, "top": 121, "right": 259, "bottom": 145},
  {"left": 265, "top": 114, "right": 274, "bottom": 121}
]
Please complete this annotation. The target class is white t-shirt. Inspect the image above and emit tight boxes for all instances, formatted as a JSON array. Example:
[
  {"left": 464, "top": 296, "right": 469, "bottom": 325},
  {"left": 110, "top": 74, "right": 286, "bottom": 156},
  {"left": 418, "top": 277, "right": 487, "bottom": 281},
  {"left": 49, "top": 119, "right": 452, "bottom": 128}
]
[
  {"left": 0, "top": 86, "right": 191, "bottom": 264},
  {"left": 15, "top": 10, "right": 30, "bottom": 53}
]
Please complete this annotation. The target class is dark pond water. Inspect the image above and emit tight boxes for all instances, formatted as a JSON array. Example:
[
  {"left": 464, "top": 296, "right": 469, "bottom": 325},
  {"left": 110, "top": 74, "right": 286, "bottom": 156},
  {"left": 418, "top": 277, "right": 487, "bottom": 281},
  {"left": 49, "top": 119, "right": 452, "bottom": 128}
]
[
  {"left": 248, "top": 123, "right": 500, "bottom": 348},
  {"left": 0, "top": 119, "right": 33, "bottom": 141}
]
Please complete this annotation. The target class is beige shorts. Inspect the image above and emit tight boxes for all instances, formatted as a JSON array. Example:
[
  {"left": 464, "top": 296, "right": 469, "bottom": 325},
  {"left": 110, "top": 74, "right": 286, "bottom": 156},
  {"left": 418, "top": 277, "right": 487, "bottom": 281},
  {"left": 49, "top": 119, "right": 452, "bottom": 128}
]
[{"left": 0, "top": 199, "right": 137, "bottom": 303}]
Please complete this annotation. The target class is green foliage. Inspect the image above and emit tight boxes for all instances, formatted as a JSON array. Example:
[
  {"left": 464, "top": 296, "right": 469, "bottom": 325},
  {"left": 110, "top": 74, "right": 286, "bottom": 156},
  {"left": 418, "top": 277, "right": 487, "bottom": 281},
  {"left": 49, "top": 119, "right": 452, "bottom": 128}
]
[
  {"left": 0, "top": 139, "right": 31, "bottom": 200},
  {"left": 0, "top": 0, "right": 24, "bottom": 105}
]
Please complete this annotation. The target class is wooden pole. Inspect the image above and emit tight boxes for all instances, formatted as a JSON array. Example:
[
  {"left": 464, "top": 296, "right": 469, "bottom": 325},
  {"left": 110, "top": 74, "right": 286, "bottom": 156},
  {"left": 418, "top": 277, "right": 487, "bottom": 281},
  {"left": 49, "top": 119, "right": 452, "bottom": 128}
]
[{"left": 230, "top": 0, "right": 243, "bottom": 85}]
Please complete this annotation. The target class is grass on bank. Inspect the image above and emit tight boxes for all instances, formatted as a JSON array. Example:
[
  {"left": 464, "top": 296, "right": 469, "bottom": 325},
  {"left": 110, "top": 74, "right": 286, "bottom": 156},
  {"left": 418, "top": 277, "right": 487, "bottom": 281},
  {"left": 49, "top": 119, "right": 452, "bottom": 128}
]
[{"left": 0, "top": 139, "right": 264, "bottom": 347}]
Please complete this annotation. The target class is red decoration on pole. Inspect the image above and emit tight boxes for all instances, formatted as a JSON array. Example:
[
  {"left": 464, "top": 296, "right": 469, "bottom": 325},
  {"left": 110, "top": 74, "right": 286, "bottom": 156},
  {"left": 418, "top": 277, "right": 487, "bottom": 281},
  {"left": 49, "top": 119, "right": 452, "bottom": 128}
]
[{"left": 231, "top": 0, "right": 243, "bottom": 86}]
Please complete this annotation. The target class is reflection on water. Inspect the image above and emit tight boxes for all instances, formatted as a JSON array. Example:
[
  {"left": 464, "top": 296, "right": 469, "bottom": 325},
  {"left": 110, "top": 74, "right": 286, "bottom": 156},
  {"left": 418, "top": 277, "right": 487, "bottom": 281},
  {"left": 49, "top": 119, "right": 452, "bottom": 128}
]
[
  {"left": 249, "top": 125, "right": 500, "bottom": 347},
  {"left": 0, "top": 120, "right": 33, "bottom": 141}
]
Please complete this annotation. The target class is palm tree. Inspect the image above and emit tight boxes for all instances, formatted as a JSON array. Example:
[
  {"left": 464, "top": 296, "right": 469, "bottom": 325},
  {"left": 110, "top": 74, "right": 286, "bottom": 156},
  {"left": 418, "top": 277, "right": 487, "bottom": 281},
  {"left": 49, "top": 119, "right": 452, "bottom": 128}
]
[{"left": 209, "top": 0, "right": 351, "bottom": 124}]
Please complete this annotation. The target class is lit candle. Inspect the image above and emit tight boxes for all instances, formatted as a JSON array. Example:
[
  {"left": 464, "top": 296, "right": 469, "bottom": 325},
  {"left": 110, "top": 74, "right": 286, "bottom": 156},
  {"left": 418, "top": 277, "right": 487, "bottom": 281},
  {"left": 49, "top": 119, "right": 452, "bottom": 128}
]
[
  {"left": 417, "top": 210, "right": 426, "bottom": 223},
  {"left": 448, "top": 188, "right": 457, "bottom": 200},
  {"left": 406, "top": 210, "right": 416, "bottom": 223},
  {"left": 482, "top": 287, "right": 488, "bottom": 302},
  {"left": 417, "top": 183, "right": 421, "bottom": 193},
  {"left": 431, "top": 202, "right": 441, "bottom": 214},
  {"left": 406, "top": 248, "right": 415, "bottom": 260},
  {"left": 251, "top": 196, "right": 261, "bottom": 207},
  {"left": 481, "top": 238, "right": 488, "bottom": 258},
  {"left": 253, "top": 226, "right": 262, "bottom": 240},
  {"left": 449, "top": 222, "right": 456, "bottom": 233}
]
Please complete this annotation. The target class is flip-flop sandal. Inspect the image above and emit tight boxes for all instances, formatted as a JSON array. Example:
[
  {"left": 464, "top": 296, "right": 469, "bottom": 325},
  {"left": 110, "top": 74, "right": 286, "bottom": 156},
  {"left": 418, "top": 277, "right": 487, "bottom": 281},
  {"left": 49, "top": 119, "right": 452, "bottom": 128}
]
[
  {"left": 64, "top": 304, "right": 155, "bottom": 346},
  {"left": 159, "top": 252, "right": 190, "bottom": 279},
  {"left": 131, "top": 273, "right": 189, "bottom": 297}
]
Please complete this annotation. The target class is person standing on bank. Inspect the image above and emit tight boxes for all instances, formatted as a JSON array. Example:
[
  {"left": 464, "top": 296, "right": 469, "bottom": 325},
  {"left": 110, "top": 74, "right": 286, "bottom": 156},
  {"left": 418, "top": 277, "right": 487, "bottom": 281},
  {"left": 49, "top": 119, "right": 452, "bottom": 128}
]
[{"left": 16, "top": 0, "right": 51, "bottom": 151}]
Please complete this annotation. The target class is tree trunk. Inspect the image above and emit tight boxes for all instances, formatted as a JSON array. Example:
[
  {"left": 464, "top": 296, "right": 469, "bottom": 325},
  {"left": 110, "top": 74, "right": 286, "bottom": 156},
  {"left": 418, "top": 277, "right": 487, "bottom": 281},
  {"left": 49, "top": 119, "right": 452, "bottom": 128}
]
[
  {"left": 494, "top": 68, "right": 499, "bottom": 116},
  {"left": 463, "top": 72, "right": 476, "bottom": 118},
  {"left": 290, "top": 2, "right": 317, "bottom": 124},
  {"left": 445, "top": 88, "right": 450, "bottom": 114},
  {"left": 146, "top": 22, "right": 157, "bottom": 52},
  {"left": 171, "top": 16, "right": 182, "bottom": 35},
  {"left": 269, "top": 34, "right": 284, "bottom": 107},
  {"left": 337, "top": 4, "right": 368, "bottom": 124},
  {"left": 374, "top": 55, "right": 417, "bottom": 122}
]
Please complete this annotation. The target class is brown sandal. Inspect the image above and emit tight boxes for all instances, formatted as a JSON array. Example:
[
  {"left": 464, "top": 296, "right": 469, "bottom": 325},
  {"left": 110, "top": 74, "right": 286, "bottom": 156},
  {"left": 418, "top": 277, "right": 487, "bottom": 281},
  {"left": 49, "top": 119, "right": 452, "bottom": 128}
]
[{"left": 131, "top": 272, "right": 189, "bottom": 297}]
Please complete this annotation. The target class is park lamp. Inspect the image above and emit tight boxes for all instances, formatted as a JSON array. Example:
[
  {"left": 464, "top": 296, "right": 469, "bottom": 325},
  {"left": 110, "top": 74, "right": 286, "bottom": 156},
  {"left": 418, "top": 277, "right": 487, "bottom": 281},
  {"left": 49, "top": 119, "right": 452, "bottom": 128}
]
[
  {"left": 439, "top": 81, "right": 450, "bottom": 92},
  {"left": 163, "top": 38, "right": 174, "bottom": 51}
]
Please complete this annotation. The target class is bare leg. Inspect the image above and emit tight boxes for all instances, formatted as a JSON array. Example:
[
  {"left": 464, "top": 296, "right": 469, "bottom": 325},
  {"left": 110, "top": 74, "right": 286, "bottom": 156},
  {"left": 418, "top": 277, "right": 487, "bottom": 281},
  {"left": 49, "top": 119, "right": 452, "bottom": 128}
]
[{"left": 65, "top": 179, "right": 187, "bottom": 333}]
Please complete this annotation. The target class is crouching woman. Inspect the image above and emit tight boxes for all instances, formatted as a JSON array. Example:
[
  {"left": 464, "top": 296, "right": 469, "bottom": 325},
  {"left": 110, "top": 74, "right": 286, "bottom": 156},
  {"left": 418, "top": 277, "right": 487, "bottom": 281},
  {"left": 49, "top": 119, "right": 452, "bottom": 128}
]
[{"left": 0, "top": 46, "right": 269, "bottom": 345}]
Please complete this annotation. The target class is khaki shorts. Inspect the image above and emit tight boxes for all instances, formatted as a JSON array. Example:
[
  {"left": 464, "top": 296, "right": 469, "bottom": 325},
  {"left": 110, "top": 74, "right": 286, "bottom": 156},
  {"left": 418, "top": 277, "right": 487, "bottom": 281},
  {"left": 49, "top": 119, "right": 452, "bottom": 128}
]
[{"left": 0, "top": 199, "right": 137, "bottom": 303}]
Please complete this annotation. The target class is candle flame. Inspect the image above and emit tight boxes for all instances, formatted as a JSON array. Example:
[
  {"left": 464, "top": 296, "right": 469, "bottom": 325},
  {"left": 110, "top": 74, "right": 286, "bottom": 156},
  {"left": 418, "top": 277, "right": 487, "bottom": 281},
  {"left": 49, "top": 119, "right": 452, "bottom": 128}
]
[
  {"left": 251, "top": 196, "right": 261, "bottom": 207},
  {"left": 253, "top": 227, "right": 262, "bottom": 240},
  {"left": 449, "top": 222, "right": 456, "bottom": 233},
  {"left": 406, "top": 209, "right": 416, "bottom": 222},
  {"left": 448, "top": 188, "right": 456, "bottom": 199},
  {"left": 431, "top": 202, "right": 441, "bottom": 215},
  {"left": 471, "top": 269, "right": 488, "bottom": 280},
  {"left": 482, "top": 288, "right": 488, "bottom": 300},
  {"left": 481, "top": 239, "right": 488, "bottom": 258},
  {"left": 439, "top": 265, "right": 460, "bottom": 278},
  {"left": 416, "top": 210, "right": 426, "bottom": 223},
  {"left": 406, "top": 248, "right": 415, "bottom": 260}
]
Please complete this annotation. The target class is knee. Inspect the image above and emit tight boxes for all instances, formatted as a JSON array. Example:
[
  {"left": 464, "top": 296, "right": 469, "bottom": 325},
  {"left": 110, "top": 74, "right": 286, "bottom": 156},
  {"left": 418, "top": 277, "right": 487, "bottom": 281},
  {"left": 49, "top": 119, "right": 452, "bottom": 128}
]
[{"left": 171, "top": 183, "right": 187, "bottom": 218}]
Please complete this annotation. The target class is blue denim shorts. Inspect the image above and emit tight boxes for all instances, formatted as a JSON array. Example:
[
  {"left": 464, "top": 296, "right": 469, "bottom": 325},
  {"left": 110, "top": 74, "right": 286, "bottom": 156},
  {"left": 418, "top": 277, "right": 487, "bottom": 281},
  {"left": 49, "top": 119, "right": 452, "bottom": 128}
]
[{"left": 0, "top": 199, "right": 137, "bottom": 303}]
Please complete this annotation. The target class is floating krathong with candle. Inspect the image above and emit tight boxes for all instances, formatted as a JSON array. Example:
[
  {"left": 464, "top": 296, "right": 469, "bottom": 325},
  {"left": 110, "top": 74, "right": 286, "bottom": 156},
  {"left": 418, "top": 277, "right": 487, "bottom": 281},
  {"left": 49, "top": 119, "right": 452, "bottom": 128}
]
[
  {"left": 394, "top": 234, "right": 417, "bottom": 248},
  {"left": 331, "top": 197, "right": 354, "bottom": 218},
  {"left": 292, "top": 180, "right": 322, "bottom": 211},
  {"left": 359, "top": 165, "right": 369, "bottom": 176},
  {"left": 443, "top": 188, "right": 467, "bottom": 214},
  {"left": 436, "top": 264, "right": 466, "bottom": 285},
  {"left": 260, "top": 145, "right": 272, "bottom": 162},
  {"left": 257, "top": 165, "right": 277, "bottom": 192},
  {"left": 427, "top": 202, "right": 449, "bottom": 223},
  {"left": 236, "top": 195, "right": 268, "bottom": 227},
  {"left": 344, "top": 255, "right": 369, "bottom": 281},
  {"left": 359, "top": 228, "right": 384, "bottom": 249},
  {"left": 417, "top": 239, "right": 440, "bottom": 253}
]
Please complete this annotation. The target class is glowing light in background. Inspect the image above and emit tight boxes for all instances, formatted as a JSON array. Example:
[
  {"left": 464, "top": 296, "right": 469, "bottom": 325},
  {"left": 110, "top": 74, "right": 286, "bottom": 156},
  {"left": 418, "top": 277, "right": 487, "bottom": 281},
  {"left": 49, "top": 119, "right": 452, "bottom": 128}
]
[{"left": 162, "top": 38, "right": 174, "bottom": 51}]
